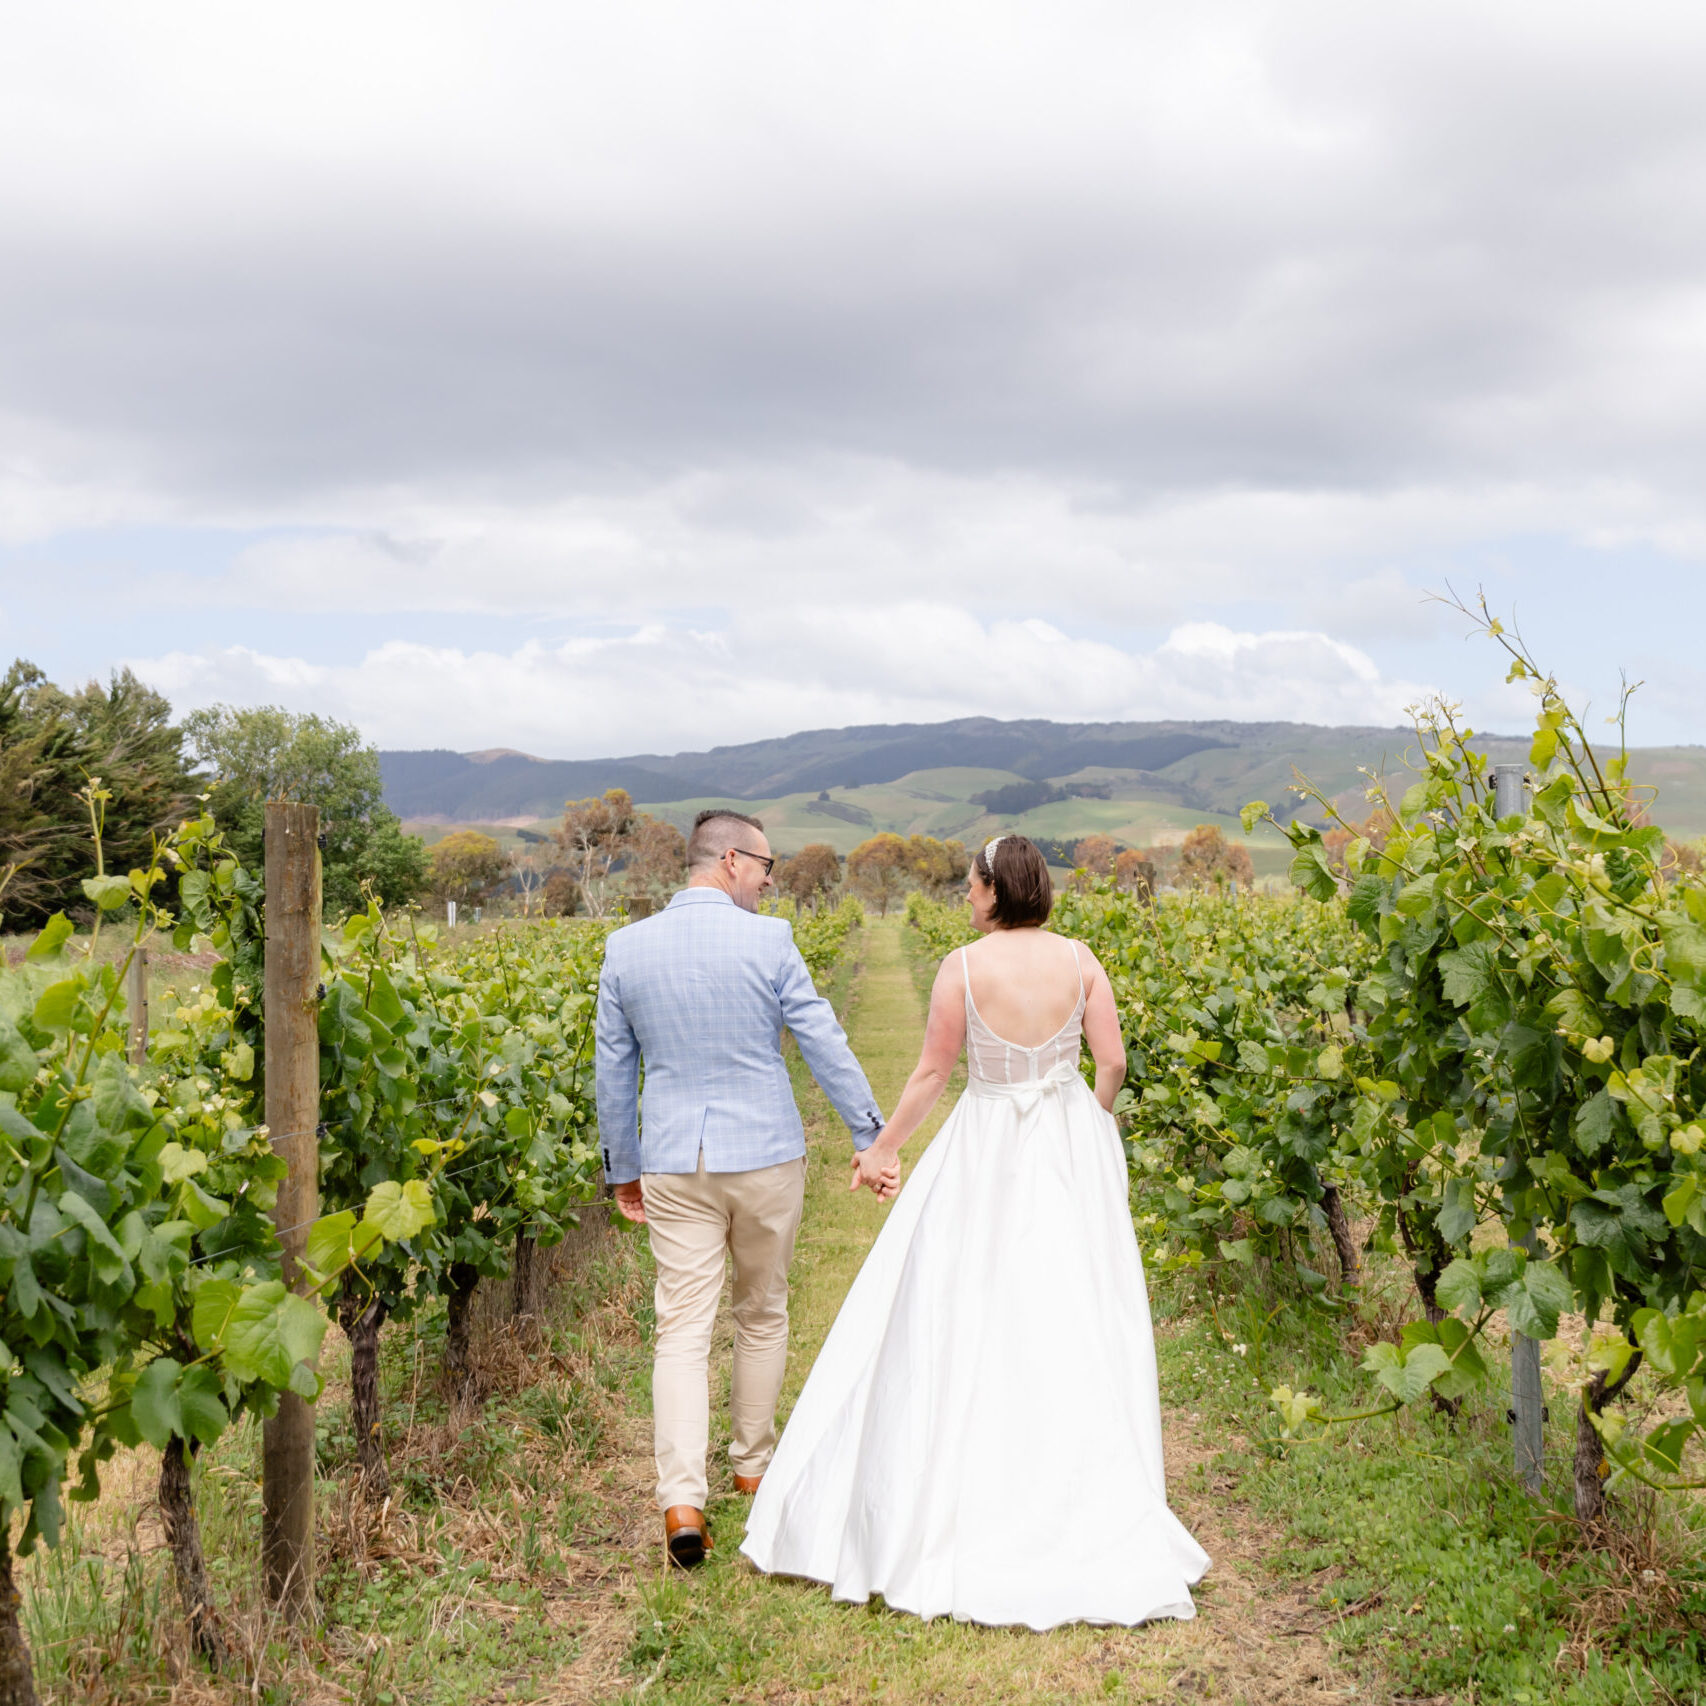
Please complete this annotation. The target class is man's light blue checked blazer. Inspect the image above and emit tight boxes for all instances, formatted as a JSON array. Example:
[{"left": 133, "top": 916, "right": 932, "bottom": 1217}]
[{"left": 595, "top": 888, "right": 884, "bottom": 1183}]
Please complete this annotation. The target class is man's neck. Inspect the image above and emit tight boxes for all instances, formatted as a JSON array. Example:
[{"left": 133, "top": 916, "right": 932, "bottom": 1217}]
[{"left": 687, "top": 873, "right": 734, "bottom": 896}]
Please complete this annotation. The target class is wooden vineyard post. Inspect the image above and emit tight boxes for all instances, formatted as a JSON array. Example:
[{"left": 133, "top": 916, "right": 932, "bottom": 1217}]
[
  {"left": 262, "top": 802, "right": 322, "bottom": 1618},
  {"left": 1494, "top": 761, "right": 1546, "bottom": 1496},
  {"left": 127, "top": 947, "right": 148, "bottom": 1066}
]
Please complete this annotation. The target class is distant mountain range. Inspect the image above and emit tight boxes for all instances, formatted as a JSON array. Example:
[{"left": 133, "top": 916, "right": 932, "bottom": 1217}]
[
  {"left": 380, "top": 716, "right": 1706, "bottom": 861},
  {"left": 380, "top": 718, "right": 1243, "bottom": 818}
]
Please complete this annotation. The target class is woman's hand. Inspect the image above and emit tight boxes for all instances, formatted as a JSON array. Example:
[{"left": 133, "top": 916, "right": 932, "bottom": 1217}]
[{"left": 851, "top": 1144, "right": 901, "bottom": 1201}]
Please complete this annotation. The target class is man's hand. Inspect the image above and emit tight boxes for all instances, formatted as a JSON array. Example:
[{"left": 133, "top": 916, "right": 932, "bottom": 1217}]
[
  {"left": 613, "top": 1179, "right": 647, "bottom": 1224},
  {"left": 850, "top": 1145, "right": 901, "bottom": 1202}
]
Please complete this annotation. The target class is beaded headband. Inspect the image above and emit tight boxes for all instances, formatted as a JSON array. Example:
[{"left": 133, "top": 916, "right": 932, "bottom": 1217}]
[{"left": 981, "top": 835, "right": 1007, "bottom": 867}]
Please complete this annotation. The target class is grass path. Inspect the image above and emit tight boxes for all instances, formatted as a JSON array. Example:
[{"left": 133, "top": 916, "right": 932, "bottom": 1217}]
[{"left": 564, "top": 917, "right": 1387, "bottom": 1706}]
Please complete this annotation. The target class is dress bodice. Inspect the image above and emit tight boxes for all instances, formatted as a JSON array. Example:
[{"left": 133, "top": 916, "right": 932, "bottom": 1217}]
[{"left": 960, "top": 940, "right": 1086, "bottom": 1086}]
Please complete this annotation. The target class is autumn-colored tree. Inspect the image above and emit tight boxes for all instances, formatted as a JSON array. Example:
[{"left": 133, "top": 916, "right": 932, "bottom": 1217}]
[
  {"left": 846, "top": 833, "right": 911, "bottom": 915},
  {"left": 555, "top": 788, "right": 685, "bottom": 916},
  {"left": 904, "top": 835, "right": 969, "bottom": 899},
  {"left": 542, "top": 868, "right": 582, "bottom": 916},
  {"left": 1666, "top": 839, "right": 1705, "bottom": 879},
  {"left": 1173, "top": 825, "right": 1255, "bottom": 891},
  {"left": 509, "top": 847, "right": 547, "bottom": 917},
  {"left": 427, "top": 830, "right": 509, "bottom": 906},
  {"left": 1113, "top": 848, "right": 1157, "bottom": 898},
  {"left": 778, "top": 842, "right": 841, "bottom": 908},
  {"left": 1073, "top": 834, "right": 1119, "bottom": 876},
  {"left": 1323, "top": 808, "right": 1394, "bottom": 877},
  {"left": 621, "top": 814, "right": 688, "bottom": 899}
]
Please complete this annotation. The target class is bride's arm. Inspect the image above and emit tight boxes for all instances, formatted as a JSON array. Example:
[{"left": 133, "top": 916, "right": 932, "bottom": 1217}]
[
  {"left": 850, "top": 955, "right": 967, "bottom": 1197},
  {"left": 1079, "top": 945, "right": 1128, "bottom": 1112}
]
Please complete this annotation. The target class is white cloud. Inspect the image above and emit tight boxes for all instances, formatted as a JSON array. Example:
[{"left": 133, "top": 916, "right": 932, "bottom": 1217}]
[
  {"left": 128, "top": 606, "right": 1432, "bottom": 757},
  {"left": 10, "top": 3, "right": 1706, "bottom": 748}
]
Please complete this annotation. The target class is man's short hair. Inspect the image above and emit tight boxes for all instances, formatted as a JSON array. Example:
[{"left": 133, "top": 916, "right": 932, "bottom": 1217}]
[{"left": 687, "top": 808, "right": 766, "bottom": 869}]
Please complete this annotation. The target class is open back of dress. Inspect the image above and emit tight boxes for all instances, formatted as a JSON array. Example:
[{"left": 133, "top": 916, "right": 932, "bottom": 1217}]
[{"left": 961, "top": 939, "right": 1086, "bottom": 1084}]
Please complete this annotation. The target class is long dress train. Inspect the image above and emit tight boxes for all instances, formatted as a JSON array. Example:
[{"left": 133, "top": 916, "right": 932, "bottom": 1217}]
[{"left": 741, "top": 941, "right": 1210, "bottom": 1630}]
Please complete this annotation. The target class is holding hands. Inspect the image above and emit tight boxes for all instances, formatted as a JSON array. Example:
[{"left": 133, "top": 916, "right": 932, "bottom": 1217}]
[{"left": 851, "top": 1141, "right": 902, "bottom": 1202}]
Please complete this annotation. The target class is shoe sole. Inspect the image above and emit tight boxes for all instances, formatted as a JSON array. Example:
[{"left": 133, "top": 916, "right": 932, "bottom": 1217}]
[{"left": 667, "top": 1529, "right": 706, "bottom": 1569}]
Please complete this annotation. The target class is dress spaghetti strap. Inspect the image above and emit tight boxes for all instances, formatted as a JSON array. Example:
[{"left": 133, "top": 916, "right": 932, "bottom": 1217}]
[{"left": 1064, "top": 934, "right": 1086, "bottom": 1004}]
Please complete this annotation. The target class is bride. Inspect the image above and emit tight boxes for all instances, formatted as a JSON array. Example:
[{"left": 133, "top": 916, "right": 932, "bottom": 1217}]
[{"left": 741, "top": 835, "right": 1209, "bottom": 1630}]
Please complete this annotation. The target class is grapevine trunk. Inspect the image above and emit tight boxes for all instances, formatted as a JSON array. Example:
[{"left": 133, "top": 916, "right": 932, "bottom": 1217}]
[
  {"left": 340, "top": 1282, "right": 391, "bottom": 1498},
  {"left": 159, "top": 1439, "right": 228, "bottom": 1667},
  {"left": 512, "top": 1232, "right": 539, "bottom": 1321},
  {"left": 445, "top": 1262, "right": 480, "bottom": 1399},
  {"left": 0, "top": 1541, "right": 36, "bottom": 1706},
  {"left": 1319, "top": 1184, "right": 1361, "bottom": 1290},
  {"left": 1573, "top": 1350, "right": 1644, "bottom": 1524}
]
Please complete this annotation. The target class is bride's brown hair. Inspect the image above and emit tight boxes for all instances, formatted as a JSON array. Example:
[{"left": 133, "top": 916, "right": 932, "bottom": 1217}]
[{"left": 974, "top": 836, "right": 1054, "bottom": 929}]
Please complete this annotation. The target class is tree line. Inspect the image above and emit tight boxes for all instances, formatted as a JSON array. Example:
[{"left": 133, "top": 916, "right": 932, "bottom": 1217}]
[{"left": 0, "top": 666, "right": 428, "bottom": 930}]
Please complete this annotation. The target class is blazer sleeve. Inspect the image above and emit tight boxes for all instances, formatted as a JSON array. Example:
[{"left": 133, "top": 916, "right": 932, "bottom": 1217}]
[
  {"left": 594, "top": 956, "right": 643, "bottom": 1184},
  {"left": 774, "top": 939, "right": 885, "bottom": 1150}
]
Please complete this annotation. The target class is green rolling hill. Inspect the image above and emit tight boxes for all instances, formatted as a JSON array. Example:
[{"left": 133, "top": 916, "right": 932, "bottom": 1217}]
[{"left": 386, "top": 717, "right": 1706, "bottom": 865}]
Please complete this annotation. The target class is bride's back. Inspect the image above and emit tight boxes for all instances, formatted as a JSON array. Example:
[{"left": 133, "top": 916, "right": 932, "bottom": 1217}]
[{"left": 959, "top": 929, "right": 1083, "bottom": 1048}]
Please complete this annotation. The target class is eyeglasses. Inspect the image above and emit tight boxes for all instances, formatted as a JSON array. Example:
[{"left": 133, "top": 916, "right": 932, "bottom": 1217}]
[{"left": 729, "top": 847, "right": 776, "bottom": 877}]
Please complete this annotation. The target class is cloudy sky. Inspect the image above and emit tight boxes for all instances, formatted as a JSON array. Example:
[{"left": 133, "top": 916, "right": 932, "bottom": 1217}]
[{"left": 4, "top": 1, "right": 1706, "bottom": 757}]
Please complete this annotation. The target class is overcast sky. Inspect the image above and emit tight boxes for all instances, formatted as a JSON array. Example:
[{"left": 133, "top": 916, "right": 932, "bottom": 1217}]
[{"left": 5, "top": 1, "right": 1706, "bottom": 757}]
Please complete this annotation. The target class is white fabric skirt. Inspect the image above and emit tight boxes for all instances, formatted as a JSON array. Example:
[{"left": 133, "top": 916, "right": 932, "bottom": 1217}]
[{"left": 740, "top": 1065, "right": 1210, "bottom": 1630}]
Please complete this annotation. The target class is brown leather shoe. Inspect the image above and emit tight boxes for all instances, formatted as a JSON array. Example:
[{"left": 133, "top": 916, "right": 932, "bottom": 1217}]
[
  {"left": 732, "top": 1473, "right": 763, "bottom": 1495},
  {"left": 664, "top": 1505, "right": 711, "bottom": 1568}
]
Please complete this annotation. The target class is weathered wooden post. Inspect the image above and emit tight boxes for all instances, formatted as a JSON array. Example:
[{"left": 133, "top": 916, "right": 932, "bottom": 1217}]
[
  {"left": 1494, "top": 761, "right": 1546, "bottom": 1496},
  {"left": 126, "top": 947, "right": 148, "bottom": 1066},
  {"left": 262, "top": 802, "right": 321, "bottom": 1617}
]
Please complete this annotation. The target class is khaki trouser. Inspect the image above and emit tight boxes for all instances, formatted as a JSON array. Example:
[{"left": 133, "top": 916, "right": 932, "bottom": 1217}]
[{"left": 642, "top": 1153, "right": 807, "bottom": 1511}]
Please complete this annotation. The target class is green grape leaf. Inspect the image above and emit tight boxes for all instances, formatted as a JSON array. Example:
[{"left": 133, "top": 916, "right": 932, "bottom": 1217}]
[
  {"left": 129, "top": 1358, "right": 184, "bottom": 1449},
  {"left": 0, "top": 1430, "right": 23, "bottom": 1515},
  {"left": 1434, "top": 1257, "right": 1483, "bottom": 1316},
  {"left": 1643, "top": 1418, "right": 1696, "bottom": 1476},
  {"left": 1400, "top": 1317, "right": 1489, "bottom": 1400},
  {"left": 177, "top": 1366, "right": 229, "bottom": 1447},
  {"left": 80, "top": 875, "right": 132, "bottom": 912},
  {"left": 221, "top": 1284, "right": 330, "bottom": 1389},
  {"left": 157, "top": 1143, "right": 209, "bottom": 1185},
  {"left": 32, "top": 980, "right": 82, "bottom": 1031},
  {"left": 1438, "top": 940, "right": 1499, "bottom": 1011},
  {"left": 361, "top": 1179, "right": 435, "bottom": 1241},
  {"left": 303, "top": 1210, "right": 381, "bottom": 1279},
  {"left": 90, "top": 1054, "right": 151, "bottom": 1135},
  {"left": 1363, "top": 1340, "right": 1453, "bottom": 1404},
  {"left": 1573, "top": 1089, "right": 1616, "bottom": 1156},
  {"left": 1436, "top": 1177, "right": 1479, "bottom": 1247},
  {"left": 0, "top": 1020, "right": 37, "bottom": 1094},
  {"left": 1289, "top": 843, "right": 1337, "bottom": 903},
  {"left": 364, "top": 964, "right": 408, "bottom": 1031},
  {"left": 1501, "top": 1259, "right": 1576, "bottom": 1340},
  {"left": 178, "top": 1180, "right": 231, "bottom": 1231},
  {"left": 57, "top": 1191, "right": 133, "bottom": 1288},
  {"left": 190, "top": 1277, "right": 242, "bottom": 1350},
  {"left": 25, "top": 914, "right": 74, "bottom": 962}
]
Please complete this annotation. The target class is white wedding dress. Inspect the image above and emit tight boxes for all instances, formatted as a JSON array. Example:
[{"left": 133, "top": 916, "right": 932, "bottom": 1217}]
[{"left": 741, "top": 940, "right": 1210, "bottom": 1630}]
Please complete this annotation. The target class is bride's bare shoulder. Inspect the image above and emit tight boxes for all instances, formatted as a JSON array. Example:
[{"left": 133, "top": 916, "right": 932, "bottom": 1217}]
[{"left": 1051, "top": 930, "right": 1107, "bottom": 977}]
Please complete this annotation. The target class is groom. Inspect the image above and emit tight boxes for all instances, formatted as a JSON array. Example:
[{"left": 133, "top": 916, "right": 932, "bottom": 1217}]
[{"left": 595, "top": 808, "right": 887, "bottom": 1568}]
